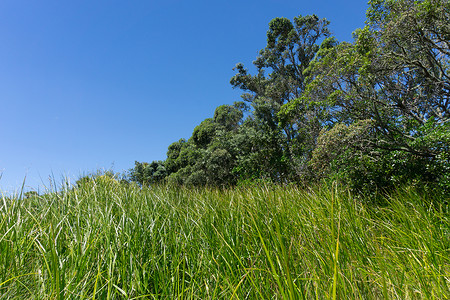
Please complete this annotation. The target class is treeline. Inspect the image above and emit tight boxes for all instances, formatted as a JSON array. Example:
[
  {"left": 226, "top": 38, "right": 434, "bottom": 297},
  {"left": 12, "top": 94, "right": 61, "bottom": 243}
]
[{"left": 130, "top": 0, "right": 449, "bottom": 195}]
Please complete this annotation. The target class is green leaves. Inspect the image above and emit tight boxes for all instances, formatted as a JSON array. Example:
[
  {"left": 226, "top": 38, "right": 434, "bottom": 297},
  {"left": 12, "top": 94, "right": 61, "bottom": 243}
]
[
  {"left": 130, "top": 5, "right": 449, "bottom": 193},
  {"left": 266, "top": 17, "right": 295, "bottom": 49},
  {"left": 231, "top": 14, "right": 331, "bottom": 105},
  {"left": 129, "top": 161, "right": 167, "bottom": 186},
  {"left": 213, "top": 103, "right": 244, "bottom": 131},
  {"left": 192, "top": 118, "right": 217, "bottom": 148}
]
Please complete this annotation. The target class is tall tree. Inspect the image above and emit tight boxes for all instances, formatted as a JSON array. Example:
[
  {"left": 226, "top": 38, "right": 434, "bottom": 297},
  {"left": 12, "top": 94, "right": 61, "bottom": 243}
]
[
  {"left": 230, "top": 14, "right": 331, "bottom": 180},
  {"left": 287, "top": 0, "right": 450, "bottom": 190}
]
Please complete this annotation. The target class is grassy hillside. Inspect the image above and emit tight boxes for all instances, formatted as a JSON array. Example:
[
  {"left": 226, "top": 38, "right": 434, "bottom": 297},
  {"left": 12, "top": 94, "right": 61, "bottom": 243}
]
[{"left": 1, "top": 178, "right": 449, "bottom": 299}]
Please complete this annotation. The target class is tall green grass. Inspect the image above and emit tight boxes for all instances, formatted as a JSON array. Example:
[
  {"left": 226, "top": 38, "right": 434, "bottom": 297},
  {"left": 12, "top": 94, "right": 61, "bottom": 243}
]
[{"left": 0, "top": 178, "right": 449, "bottom": 299}]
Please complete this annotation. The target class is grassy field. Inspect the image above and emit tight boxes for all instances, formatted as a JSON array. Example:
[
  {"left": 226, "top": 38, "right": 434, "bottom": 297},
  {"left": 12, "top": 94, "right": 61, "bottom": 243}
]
[{"left": 1, "top": 177, "right": 449, "bottom": 299}]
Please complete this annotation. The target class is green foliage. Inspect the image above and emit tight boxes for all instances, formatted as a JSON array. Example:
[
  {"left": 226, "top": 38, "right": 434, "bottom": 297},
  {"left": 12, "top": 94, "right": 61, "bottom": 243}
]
[
  {"left": 213, "top": 103, "right": 244, "bottom": 131},
  {"left": 228, "top": 14, "right": 333, "bottom": 182},
  {"left": 192, "top": 118, "right": 217, "bottom": 148},
  {"left": 310, "top": 120, "right": 374, "bottom": 178},
  {"left": 311, "top": 119, "right": 450, "bottom": 196},
  {"left": 24, "top": 191, "right": 39, "bottom": 199},
  {"left": 1, "top": 183, "right": 448, "bottom": 298},
  {"left": 129, "top": 160, "right": 167, "bottom": 186},
  {"left": 165, "top": 138, "right": 187, "bottom": 174},
  {"left": 76, "top": 170, "right": 127, "bottom": 188},
  {"left": 75, "top": 174, "right": 94, "bottom": 187},
  {"left": 129, "top": 5, "right": 449, "bottom": 194},
  {"left": 280, "top": 0, "right": 449, "bottom": 193}
]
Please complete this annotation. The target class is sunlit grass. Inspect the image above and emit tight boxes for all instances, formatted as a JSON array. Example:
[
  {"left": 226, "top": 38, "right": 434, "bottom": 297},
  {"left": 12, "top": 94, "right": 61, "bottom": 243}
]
[{"left": 0, "top": 179, "right": 449, "bottom": 299}]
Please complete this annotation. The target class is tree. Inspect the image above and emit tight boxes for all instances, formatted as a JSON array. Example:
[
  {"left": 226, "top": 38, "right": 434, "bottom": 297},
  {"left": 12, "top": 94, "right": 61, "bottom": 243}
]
[
  {"left": 129, "top": 160, "right": 167, "bottom": 186},
  {"left": 165, "top": 139, "right": 188, "bottom": 174},
  {"left": 287, "top": 0, "right": 450, "bottom": 191},
  {"left": 131, "top": 4, "right": 449, "bottom": 193},
  {"left": 213, "top": 103, "right": 245, "bottom": 131},
  {"left": 192, "top": 119, "right": 217, "bottom": 149},
  {"left": 230, "top": 15, "right": 331, "bottom": 106},
  {"left": 363, "top": 0, "right": 450, "bottom": 157},
  {"left": 230, "top": 14, "right": 332, "bottom": 181}
]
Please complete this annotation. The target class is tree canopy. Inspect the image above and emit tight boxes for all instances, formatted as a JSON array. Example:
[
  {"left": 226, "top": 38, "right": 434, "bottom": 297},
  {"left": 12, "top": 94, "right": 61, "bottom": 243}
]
[{"left": 130, "top": 0, "right": 449, "bottom": 196}]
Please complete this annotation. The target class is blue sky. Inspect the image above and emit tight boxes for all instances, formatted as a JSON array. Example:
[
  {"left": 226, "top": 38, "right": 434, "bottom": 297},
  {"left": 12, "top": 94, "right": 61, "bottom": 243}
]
[{"left": 1, "top": 0, "right": 369, "bottom": 194}]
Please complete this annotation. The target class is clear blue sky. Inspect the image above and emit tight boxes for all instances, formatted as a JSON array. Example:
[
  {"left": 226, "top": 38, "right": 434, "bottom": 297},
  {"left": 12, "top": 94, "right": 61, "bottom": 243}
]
[{"left": 1, "top": 0, "right": 369, "bottom": 194}]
